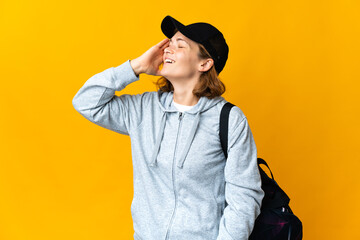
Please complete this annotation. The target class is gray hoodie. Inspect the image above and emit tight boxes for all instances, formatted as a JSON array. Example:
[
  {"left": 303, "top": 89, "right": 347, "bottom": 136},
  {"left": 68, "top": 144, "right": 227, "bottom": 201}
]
[{"left": 72, "top": 60, "right": 264, "bottom": 240}]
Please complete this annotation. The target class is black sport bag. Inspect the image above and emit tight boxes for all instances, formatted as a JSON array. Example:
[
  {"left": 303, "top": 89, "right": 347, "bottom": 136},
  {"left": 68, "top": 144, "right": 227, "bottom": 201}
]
[{"left": 219, "top": 102, "right": 303, "bottom": 240}]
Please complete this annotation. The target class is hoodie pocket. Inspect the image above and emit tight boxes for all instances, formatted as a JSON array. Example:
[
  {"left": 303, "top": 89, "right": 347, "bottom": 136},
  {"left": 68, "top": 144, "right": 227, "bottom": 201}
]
[
  {"left": 213, "top": 189, "right": 226, "bottom": 218},
  {"left": 134, "top": 232, "right": 143, "bottom": 240},
  {"left": 218, "top": 196, "right": 226, "bottom": 217},
  {"left": 213, "top": 178, "right": 226, "bottom": 218}
]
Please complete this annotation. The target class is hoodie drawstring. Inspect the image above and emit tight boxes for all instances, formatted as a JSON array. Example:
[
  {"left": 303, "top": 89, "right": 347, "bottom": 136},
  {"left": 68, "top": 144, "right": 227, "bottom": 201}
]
[
  {"left": 149, "top": 111, "right": 167, "bottom": 167},
  {"left": 149, "top": 111, "right": 201, "bottom": 169}
]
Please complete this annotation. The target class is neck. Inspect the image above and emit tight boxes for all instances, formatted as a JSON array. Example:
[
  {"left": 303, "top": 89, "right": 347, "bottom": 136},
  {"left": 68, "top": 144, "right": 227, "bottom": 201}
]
[
  {"left": 168, "top": 74, "right": 201, "bottom": 106},
  {"left": 172, "top": 88, "right": 200, "bottom": 106}
]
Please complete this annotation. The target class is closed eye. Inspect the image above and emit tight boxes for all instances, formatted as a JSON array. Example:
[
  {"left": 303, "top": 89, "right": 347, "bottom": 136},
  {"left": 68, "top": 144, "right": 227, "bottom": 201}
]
[
  {"left": 169, "top": 39, "right": 186, "bottom": 49},
  {"left": 169, "top": 43, "right": 183, "bottom": 48}
]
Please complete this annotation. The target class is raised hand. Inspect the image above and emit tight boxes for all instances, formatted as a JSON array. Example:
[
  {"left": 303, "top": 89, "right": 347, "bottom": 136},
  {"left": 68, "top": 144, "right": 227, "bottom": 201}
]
[{"left": 130, "top": 38, "right": 170, "bottom": 76}]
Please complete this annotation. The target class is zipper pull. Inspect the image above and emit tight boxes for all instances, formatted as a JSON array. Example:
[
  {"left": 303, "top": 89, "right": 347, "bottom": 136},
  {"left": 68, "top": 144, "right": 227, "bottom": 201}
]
[{"left": 178, "top": 112, "right": 183, "bottom": 120}]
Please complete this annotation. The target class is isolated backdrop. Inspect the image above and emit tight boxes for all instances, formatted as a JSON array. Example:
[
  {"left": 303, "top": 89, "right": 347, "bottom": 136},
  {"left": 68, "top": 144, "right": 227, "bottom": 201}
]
[{"left": 1, "top": 0, "right": 359, "bottom": 239}]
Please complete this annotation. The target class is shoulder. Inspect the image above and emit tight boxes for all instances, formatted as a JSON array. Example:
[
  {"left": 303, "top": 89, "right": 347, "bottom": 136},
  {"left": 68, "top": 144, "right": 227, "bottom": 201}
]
[
  {"left": 217, "top": 99, "right": 247, "bottom": 131},
  {"left": 218, "top": 99, "right": 246, "bottom": 121},
  {"left": 117, "top": 91, "right": 157, "bottom": 109},
  {"left": 122, "top": 90, "right": 157, "bottom": 100}
]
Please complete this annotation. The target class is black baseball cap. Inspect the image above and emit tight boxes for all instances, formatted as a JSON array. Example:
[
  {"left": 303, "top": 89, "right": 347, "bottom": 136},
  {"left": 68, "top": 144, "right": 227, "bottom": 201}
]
[{"left": 161, "top": 15, "right": 229, "bottom": 75}]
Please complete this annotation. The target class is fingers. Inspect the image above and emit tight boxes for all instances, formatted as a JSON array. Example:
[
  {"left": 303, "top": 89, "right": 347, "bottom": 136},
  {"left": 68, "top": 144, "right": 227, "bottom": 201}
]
[{"left": 157, "top": 38, "right": 170, "bottom": 49}]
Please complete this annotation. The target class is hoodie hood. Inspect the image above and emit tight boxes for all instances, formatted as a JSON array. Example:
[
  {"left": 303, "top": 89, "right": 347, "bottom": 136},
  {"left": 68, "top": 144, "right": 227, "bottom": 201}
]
[{"left": 149, "top": 90, "right": 225, "bottom": 168}]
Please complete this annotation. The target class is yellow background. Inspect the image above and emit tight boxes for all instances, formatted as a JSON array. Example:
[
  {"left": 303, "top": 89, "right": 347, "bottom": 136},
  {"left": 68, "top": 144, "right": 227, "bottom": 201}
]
[{"left": 1, "top": 0, "right": 359, "bottom": 239}]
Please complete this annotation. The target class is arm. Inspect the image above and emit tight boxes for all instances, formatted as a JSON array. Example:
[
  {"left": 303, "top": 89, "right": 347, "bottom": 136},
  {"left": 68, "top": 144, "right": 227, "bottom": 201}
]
[
  {"left": 72, "top": 38, "right": 171, "bottom": 135},
  {"left": 217, "top": 107, "right": 265, "bottom": 240},
  {"left": 72, "top": 59, "right": 146, "bottom": 135},
  {"left": 72, "top": 38, "right": 169, "bottom": 135}
]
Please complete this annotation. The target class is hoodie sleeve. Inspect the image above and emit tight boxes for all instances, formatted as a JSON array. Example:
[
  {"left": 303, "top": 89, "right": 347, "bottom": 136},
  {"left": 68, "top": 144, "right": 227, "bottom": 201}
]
[
  {"left": 216, "top": 107, "right": 265, "bottom": 240},
  {"left": 72, "top": 59, "right": 147, "bottom": 136}
]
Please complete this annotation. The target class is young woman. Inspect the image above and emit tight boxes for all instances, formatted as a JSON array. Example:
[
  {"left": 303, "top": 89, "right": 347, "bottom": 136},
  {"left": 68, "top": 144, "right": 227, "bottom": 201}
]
[{"left": 72, "top": 15, "right": 264, "bottom": 240}]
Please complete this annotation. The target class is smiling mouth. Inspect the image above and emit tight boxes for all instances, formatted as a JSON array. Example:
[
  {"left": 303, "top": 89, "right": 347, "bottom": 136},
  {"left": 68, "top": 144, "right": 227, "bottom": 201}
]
[{"left": 164, "top": 59, "right": 175, "bottom": 64}]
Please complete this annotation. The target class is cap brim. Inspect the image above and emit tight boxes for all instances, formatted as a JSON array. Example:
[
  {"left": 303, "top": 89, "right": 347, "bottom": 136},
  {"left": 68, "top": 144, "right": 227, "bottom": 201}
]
[{"left": 161, "top": 15, "right": 191, "bottom": 40}]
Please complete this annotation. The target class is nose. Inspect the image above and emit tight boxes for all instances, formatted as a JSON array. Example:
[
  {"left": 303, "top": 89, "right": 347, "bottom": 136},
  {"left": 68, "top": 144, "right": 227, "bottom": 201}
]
[{"left": 164, "top": 47, "right": 172, "bottom": 54}]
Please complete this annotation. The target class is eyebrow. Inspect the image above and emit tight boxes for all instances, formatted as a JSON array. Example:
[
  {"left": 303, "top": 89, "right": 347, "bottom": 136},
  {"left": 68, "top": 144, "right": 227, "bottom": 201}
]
[{"left": 169, "top": 37, "right": 189, "bottom": 45}]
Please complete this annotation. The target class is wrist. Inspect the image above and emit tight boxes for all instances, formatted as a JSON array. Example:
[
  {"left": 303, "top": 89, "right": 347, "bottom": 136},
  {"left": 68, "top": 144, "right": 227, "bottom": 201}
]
[{"left": 130, "top": 59, "right": 142, "bottom": 76}]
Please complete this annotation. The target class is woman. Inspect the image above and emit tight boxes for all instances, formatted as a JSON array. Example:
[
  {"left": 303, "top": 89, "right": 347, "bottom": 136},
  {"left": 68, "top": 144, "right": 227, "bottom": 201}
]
[{"left": 72, "top": 15, "right": 264, "bottom": 240}]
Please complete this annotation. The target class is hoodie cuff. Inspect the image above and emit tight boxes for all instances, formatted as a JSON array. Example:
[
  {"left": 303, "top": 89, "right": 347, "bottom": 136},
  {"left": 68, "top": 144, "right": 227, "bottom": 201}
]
[{"left": 113, "top": 59, "right": 140, "bottom": 89}]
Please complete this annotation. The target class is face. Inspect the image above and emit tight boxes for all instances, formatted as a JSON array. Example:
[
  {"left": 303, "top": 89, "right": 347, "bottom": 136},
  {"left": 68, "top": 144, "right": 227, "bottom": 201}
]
[{"left": 160, "top": 31, "right": 203, "bottom": 81}]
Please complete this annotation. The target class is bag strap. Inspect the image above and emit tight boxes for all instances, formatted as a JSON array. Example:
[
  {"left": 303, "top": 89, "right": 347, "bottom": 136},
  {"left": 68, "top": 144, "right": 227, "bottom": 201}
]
[
  {"left": 257, "top": 158, "right": 274, "bottom": 180},
  {"left": 219, "top": 102, "right": 275, "bottom": 180},
  {"left": 219, "top": 102, "right": 235, "bottom": 159}
]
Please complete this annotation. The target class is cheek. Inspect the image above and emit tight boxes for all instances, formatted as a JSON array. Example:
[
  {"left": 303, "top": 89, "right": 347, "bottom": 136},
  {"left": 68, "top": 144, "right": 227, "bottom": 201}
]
[{"left": 178, "top": 53, "right": 198, "bottom": 65}]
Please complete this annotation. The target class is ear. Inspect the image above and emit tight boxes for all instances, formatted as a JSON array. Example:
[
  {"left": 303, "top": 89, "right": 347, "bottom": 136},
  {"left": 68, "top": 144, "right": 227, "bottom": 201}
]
[{"left": 198, "top": 58, "right": 214, "bottom": 73}]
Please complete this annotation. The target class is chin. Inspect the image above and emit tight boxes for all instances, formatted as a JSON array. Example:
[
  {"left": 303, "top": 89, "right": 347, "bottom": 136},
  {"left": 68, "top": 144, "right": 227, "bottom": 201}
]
[
  {"left": 161, "top": 68, "right": 189, "bottom": 80},
  {"left": 161, "top": 70, "right": 175, "bottom": 79}
]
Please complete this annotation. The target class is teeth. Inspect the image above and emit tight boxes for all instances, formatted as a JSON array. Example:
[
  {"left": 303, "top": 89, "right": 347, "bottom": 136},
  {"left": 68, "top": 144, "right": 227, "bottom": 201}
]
[{"left": 165, "top": 59, "right": 174, "bottom": 63}]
